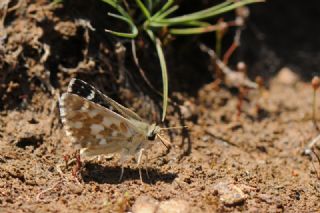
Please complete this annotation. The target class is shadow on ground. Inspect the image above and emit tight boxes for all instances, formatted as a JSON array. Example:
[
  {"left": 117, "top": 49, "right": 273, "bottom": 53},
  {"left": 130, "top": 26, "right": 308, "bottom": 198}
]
[{"left": 81, "top": 163, "right": 177, "bottom": 184}]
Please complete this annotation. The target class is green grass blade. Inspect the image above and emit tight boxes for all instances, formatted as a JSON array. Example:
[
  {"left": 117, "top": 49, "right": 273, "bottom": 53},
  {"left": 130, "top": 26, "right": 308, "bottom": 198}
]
[
  {"left": 156, "top": 1, "right": 231, "bottom": 24},
  {"left": 169, "top": 25, "right": 221, "bottom": 35},
  {"left": 156, "top": 5, "right": 179, "bottom": 19},
  {"left": 101, "top": 0, "right": 132, "bottom": 20},
  {"left": 145, "top": 0, "right": 152, "bottom": 12},
  {"left": 105, "top": 29, "right": 138, "bottom": 38},
  {"left": 150, "top": 20, "right": 210, "bottom": 28},
  {"left": 105, "top": 13, "right": 138, "bottom": 38},
  {"left": 152, "top": 0, "right": 174, "bottom": 19},
  {"left": 101, "top": 0, "right": 117, "bottom": 9},
  {"left": 146, "top": 30, "right": 168, "bottom": 121},
  {"left": 135, "top": 0, "right": 151, "bottom": 18},
  {"left": 154, "top": 0, "right": 263, "bottom": 25}
]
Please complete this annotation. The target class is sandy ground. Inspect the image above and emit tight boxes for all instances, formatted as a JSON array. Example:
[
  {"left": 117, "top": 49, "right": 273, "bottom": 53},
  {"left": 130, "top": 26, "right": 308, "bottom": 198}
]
[{"left": 0, "top": 1, "right": 320, "bottom": 212}]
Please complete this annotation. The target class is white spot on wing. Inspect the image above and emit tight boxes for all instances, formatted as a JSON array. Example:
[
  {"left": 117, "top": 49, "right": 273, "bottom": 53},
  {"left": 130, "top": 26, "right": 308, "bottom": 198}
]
[
  {"left": 102, "top": 117, "right": 112, "bottom": 126},
  {"left": 80, "top": 148, "right": 87, "bottom": 156},
  {"left": 59, "top": 93, "right": 68, "bottom": 111},
  {"left": 80, "top": 104, "right": 89, "bottom": 112},
  {"left": 65, "top": 130, "right": 72, "bottom": 136},
  {"left": 99, "top": 139, "right": 107, "bottom": 145},
  {"left": 88, "top": 109, "right": 99, "bottom": 118},
  {"left": 90, "top": 124, "right": 104, "bottom": 134},
  {"left": 67, "top": 78, "right": 76, "bottom": 92},
  {"left": 87, "top": 90, "right": 95, "bottom": 100},
  {"left": 60, "top": 93, "right": 68, "bottom": 102},
  {"left": 102, "top": 117, "right": 119, "bottom": 127},
  {"left": 73, "top": 121, "right": 83, "bottom": 129}
]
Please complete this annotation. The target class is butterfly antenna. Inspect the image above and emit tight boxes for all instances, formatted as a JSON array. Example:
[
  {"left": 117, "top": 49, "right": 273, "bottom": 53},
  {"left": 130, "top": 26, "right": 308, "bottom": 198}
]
[{"left": 157, "top": 134, "right": 171, "bottom": 150}]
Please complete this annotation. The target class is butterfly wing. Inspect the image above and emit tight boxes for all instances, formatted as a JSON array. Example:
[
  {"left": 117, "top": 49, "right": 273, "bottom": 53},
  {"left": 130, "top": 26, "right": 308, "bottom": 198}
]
[
  {"left": 59, "top": 92, "right": 144, "bottom": 156},
  {"left": 67, "top": 78, "right": 143, "bottom": 121}
]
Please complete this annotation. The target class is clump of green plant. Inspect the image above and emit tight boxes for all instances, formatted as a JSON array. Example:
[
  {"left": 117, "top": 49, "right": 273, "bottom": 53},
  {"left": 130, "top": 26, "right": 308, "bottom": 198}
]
[{"left": 102, "top": 0, "right": 263, "bottom": 121}]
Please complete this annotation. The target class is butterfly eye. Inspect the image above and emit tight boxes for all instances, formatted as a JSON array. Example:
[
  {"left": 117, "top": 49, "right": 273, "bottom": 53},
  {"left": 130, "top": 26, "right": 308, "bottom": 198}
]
[
  {"left": 147, "top": 124, "right": 159, "bottom": 141},
  {"left": 147, "top": 132, "right": 156, "bottom": 141}
]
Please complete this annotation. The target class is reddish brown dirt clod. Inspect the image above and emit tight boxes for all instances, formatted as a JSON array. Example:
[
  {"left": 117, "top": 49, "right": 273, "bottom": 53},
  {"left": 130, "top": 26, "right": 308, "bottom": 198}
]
[{"left": 312, "top": 76, "right": 320, "bottom": 90}]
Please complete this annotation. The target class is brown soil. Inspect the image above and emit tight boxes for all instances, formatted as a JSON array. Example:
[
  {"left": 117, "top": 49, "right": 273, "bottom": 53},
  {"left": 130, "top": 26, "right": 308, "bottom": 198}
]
[{"left": 1, "top": 1, "right": 320, "bottom": 212}]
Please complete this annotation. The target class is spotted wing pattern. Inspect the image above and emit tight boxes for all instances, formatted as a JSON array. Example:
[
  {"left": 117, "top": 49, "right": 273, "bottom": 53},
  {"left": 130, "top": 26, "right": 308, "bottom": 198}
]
[
  {"left": 66, "top": 78, "right": 142, "bottom": 121},
  {"left": 59, "top": 84, "right": 144, "bottom": 156}
]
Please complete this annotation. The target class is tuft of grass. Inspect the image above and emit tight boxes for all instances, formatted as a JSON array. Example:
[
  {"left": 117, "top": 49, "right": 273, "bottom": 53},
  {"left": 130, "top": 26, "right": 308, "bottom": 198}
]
[{"left": 102, "top": 0, "right": 264, "bottom": 121}]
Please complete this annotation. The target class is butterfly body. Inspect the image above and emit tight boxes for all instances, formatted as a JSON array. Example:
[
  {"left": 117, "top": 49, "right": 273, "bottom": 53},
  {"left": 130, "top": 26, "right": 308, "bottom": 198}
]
[{"left": 59, "top": 78, "right": 164, "bottom": 182}]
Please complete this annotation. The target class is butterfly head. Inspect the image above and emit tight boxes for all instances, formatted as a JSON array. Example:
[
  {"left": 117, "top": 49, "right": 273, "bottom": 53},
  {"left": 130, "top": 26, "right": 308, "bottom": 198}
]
[
  {"left": 147, "top": 124, "right": 188, "bottom": 149},
  {"left": 147, "top": 123, "right": 160, "bottom": 141}
]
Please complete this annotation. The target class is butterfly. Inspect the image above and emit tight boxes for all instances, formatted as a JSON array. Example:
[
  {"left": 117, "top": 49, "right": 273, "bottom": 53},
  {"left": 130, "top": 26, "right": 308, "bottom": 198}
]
[{"left": 59, "top": 78, "right": 178, "bottom": 183}]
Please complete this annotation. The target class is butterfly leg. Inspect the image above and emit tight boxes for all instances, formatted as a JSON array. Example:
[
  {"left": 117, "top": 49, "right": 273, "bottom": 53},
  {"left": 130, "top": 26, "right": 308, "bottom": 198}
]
[
  {"left": 136, "top": 148, "right": 146, "bottom": 184},
  {"left": 119, "top": 166, "right": 124, "bottom": 182},
  {"left": 119, "top": 149, "right": 129, "bottom": 182},
  {"left": 145, "top": 152, "right": 150, "bottom": 179}
]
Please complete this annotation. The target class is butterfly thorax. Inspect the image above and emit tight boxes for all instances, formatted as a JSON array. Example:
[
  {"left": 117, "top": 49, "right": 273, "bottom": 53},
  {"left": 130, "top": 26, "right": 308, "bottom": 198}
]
[
  {"left": 147, "top": 123, "right": 160, "bottom": 141},
  {"left": 129, "top": 120, "right": 160, "bottom": 141}
]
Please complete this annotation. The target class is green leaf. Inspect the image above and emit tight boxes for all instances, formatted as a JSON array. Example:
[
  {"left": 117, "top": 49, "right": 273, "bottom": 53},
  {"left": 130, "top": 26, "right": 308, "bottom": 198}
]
[
  {"left": 153, "top": 0, "right": 263, "bottom": 25},
  {"left": 146, "top": 30, "right": 168, "bottom": 122},
  {"left": 152, "top": 0, "right": 175, "bottom": 19},
  {"left": 155, "top": 5, "right": 179, "bottom": 20},
  {"left": 105, "top": 13, "right": 138, "bottom": 38},
  {"left": 169, "top": 25, "right": 221, "bottom": 35},
  {"left": 135, "top": 0, "right": 151, "bottom": 18}
]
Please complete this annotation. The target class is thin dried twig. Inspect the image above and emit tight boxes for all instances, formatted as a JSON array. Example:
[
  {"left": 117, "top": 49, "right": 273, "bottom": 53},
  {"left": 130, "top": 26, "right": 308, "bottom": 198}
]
[
  {"left": 36, "top": 181, "right": 63, "bottom": 202},
  {"left": 312, "top": 76, "right": 320, "bottom": 131},
  {"left": 304, "top": 134, "right": 320, "bottom": 155},
  {"left": 223, "top": 5, "right": 250, "bottom": 64},
  {"left": 311, "top": 149, "right": 320, "bottom": 180},
  {"left": 199, "top": 43, "right": 257, "bottom": 89},
  {"left": 131, "top": 40, "right": 162, "bottom": 95},
  {"left": 115, "top": 42, "right": 127, "bottom": 84},
  {"left": 223, "top": 29, "right": 241, "bottom": 65}
]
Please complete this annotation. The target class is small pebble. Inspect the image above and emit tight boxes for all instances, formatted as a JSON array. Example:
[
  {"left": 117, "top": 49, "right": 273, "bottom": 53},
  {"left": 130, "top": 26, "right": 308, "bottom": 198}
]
[
  {"left": 213, "top": 182, "right": 247, "bottom": 206},
  {"left": 275, "top": 67, "right": 299, "bottom": 85},
  {"left": 157, "top": 199, "right": 190, "bottom": 213},
  {"left": 132, "top": 196, "right": 159, "bottom": 213}
]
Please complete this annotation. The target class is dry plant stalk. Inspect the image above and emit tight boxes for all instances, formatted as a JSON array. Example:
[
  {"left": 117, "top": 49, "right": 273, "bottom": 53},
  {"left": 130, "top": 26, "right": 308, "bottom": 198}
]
[
  {"left": 199, "top": 43, "right": 257, "bottom": 89},
  {"left": 312, "top": 76, "right": 320, "bottom": 131}
]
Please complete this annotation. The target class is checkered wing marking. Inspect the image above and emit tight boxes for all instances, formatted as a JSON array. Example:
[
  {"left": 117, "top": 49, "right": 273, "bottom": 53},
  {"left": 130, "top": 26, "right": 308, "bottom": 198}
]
[
  {"left": 59, "top": 93, "right": 140, "bottom": 154},
  {"left": 67, "top": 78, "right": 142, "bottom": 121}
]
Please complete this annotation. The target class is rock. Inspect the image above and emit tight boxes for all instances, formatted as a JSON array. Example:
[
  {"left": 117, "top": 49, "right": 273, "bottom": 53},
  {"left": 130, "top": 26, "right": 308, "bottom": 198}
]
[
  {"left": 132, "top": 196, "right": 190, "bottom": 213},
  {"left": 213, "top": 182, "right": 247, "bottom": 206},
  {"left": 157, "top": 199, "right": 190, "bottom": 213},
  {"left": 132, "top": 196, "right": 159, "bottom": 213},
  {"left": 68, "top": 183, "right": 83, "bottom": 195},
  {"left": 275, "top": 67, "right": 299, "bottom": 85}
]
